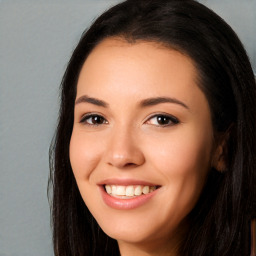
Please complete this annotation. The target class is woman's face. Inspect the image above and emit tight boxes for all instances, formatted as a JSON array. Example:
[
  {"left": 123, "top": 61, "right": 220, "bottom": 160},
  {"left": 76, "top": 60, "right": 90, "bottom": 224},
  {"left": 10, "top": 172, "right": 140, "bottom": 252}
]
[{"left": 70, "top": 38, "right": 216, "bottom": 251}]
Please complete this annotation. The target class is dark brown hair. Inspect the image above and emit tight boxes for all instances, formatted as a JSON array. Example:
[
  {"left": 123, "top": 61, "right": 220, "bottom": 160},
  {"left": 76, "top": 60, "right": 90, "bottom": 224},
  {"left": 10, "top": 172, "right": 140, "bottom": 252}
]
[{"left": 49, "top": 0, "right": 256, "bottom": 255}]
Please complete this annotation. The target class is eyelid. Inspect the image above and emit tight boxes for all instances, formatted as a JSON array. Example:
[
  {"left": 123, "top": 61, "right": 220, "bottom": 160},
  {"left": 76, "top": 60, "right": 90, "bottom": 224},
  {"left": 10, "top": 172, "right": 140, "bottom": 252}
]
[
  {"left": 79, "top": 112, "right": 108, "bottom": 125},
  {"left": 144, "top": 113, "right": 180, "bottom": 127}
]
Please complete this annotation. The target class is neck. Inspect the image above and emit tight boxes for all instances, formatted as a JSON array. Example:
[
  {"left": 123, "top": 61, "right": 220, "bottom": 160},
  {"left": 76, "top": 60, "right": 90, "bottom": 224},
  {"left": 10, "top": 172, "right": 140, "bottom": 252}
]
[{"left": 118, "top": 241, "right": 179, "bottom": 256}]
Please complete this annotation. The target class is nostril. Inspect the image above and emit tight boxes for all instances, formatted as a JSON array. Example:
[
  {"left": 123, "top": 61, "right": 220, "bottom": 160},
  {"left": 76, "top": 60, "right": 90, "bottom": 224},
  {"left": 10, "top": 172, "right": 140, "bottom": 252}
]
[{"left": 124, "top": 162, "right": 137, "bottom": 168}]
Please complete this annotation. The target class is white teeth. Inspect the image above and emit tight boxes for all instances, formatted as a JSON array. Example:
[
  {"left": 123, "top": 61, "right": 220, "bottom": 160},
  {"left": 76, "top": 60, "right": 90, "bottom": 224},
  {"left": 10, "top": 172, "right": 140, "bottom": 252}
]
[
  {"left": 126, "top": 186, "right": 134, "bottom": 196},
  {"left": 116, "top": 186, "right": 126, "bottom": 195},
  {"left": 134, "top": 186, "right": 142, "bottom": 196},
  {"left": 104, "top": 185, "right": 157, "bottom": 197},
  {"left": 142, "top": 186, "right": 149, "bottom": 194},
  {"left": 112, "top": 185, "right": 117, "bottom": 194},
  {"left": 105, "top": 185, "right": 112, "bottom": 194}
]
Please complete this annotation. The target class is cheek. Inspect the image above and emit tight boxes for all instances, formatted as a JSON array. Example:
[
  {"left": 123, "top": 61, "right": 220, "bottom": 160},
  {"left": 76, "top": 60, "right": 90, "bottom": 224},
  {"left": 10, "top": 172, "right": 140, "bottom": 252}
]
[
  {"left": 145, "top": 127, "right": 213, "bottom": 196},
  {"left": 69, "top": 130, "right": 102, "bottom": 179},
  {"left": 144, "top": 130, "right": 213, "bottom": 222},
  {"left": 150, "top": 126, "right": 212, "bottom": 174}
]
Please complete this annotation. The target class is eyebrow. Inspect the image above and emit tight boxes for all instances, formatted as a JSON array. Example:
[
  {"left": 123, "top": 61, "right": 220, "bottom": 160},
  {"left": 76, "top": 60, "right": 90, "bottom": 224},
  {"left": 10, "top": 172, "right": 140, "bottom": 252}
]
[
  {"left": 75, "top": 95, "right": 109, "bottom": 107},
  {"left": 75, "top": 95, "right": 189, "bottom": 109},
  {"left": 140, "top": 97, "right": 189, "bottom": 109}
]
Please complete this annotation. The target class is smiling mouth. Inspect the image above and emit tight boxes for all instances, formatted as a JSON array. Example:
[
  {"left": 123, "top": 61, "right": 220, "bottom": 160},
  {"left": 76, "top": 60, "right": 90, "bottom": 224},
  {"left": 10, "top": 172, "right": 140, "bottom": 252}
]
[{"left": 104, "top": 185, "right": 160, "bottom": 199}]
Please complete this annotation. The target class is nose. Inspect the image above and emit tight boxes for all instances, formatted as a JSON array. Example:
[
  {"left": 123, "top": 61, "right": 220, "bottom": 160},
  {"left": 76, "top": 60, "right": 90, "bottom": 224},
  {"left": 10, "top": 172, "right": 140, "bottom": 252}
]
[{"left": 104, "top": 126, "right": 145, "bottom": 169}]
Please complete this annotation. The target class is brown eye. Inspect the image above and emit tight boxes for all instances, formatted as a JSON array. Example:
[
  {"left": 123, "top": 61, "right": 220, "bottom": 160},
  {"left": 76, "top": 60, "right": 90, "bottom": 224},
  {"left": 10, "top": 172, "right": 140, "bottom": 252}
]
[
  {"left": 80, "top": 114, "right": 108, "bottom": 126},
  {"left": 146, "top": 114, "right": 179, "bottom": 127},
  {"left": 156, "top": 115, "right": 171, "bottom": 125}
]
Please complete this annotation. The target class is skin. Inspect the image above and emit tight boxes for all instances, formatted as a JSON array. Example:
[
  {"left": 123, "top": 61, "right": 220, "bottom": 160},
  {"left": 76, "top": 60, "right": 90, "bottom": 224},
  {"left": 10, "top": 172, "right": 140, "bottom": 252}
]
[{"left": 69, "top": 38, "right": 220, "bottom": 256}]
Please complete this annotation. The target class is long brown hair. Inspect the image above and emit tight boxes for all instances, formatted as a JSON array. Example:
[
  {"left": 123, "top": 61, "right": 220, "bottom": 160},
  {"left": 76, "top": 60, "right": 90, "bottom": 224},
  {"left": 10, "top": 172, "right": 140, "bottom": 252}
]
[{"left": 49, "top": 0, "right": 256, "bottom": 255}]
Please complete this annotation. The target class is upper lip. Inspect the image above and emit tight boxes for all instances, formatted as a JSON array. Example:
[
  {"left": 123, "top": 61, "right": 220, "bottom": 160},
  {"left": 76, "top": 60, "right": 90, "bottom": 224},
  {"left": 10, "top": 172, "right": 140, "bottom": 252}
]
[{"left": 98, "top": 178, "right": 160, "bottom": 187}]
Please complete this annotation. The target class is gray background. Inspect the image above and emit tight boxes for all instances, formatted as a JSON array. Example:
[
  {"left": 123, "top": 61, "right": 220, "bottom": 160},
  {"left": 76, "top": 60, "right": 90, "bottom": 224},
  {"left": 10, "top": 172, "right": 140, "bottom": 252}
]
[{"left": 0, "top": 1, "right": 255, "bottom": 255}]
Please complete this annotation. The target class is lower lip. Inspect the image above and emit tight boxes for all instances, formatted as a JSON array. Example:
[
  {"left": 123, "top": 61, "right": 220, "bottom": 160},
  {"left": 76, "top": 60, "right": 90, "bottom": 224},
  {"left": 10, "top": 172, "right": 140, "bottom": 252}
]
[{"left": 99, "top": 186, "right": 159, "bottom": 210}]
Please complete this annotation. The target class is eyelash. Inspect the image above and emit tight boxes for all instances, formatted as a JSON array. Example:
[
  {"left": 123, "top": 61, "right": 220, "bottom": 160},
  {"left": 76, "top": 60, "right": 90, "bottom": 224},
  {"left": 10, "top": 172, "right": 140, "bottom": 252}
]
[
  {"left": 145, "top": 113, "right": 180, "bottom": 127},
  {"left": 79, "top": 113, "right": 180, "bottom": 127},
  {"left": 80, "top": 113, "right": 108, "bottom": 126}
]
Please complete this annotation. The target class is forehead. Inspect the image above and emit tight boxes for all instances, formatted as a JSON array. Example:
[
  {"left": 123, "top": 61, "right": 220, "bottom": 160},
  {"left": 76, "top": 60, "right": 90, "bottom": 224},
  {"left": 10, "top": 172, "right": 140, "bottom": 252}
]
[
  {"left": 77, "top": 38, "right": 200, "bottom": 98},
  {"left": 83, "top": 38, "right": 196, "bottom": 76}
]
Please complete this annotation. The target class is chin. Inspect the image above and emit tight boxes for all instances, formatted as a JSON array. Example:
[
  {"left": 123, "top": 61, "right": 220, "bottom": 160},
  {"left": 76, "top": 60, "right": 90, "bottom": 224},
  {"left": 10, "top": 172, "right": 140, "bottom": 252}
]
[{"left": 95, "top": 209, "right": 181, "bottom": 247}]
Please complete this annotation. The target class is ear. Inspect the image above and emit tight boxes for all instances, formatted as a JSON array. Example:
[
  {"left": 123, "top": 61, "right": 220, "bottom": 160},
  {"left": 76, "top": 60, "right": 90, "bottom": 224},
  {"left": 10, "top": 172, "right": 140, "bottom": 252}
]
[
  {"left": 212, "top": 131, "right": 230, "bottom": 172},
  {"left": 212, "top": 142, "right": 226, "bottom": 172}
]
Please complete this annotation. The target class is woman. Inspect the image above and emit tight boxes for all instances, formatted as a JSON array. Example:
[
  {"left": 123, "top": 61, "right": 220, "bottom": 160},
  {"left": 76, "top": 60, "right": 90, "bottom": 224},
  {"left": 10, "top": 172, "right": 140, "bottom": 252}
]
[{"left": 48, "top": 0, "right": 256, "bottom": 255}]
